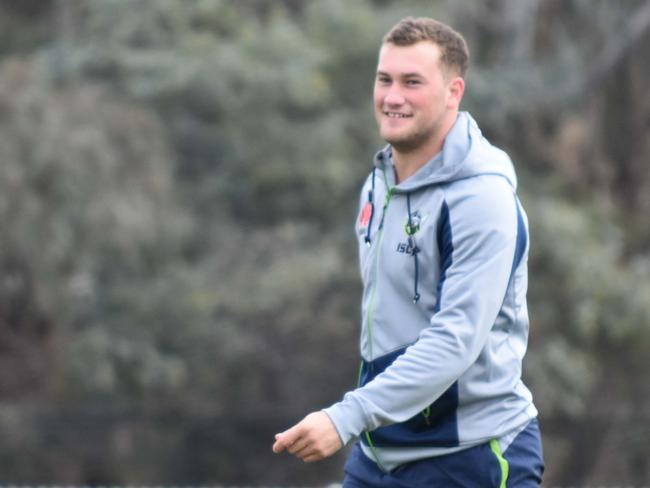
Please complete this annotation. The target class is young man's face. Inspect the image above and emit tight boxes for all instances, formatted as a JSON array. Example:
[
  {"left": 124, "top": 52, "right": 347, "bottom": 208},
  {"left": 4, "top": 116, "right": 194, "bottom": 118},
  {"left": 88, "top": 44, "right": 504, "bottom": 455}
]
[{"left": 373, "top": 41, "right": 461, "bottom": 153}]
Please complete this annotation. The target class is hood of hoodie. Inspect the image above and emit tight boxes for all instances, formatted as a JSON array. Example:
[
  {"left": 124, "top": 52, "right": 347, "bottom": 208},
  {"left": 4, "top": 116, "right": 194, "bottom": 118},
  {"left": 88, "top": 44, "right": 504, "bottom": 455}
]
[{"left": 373, "top": 111, "right": 517, "bottom": 193}]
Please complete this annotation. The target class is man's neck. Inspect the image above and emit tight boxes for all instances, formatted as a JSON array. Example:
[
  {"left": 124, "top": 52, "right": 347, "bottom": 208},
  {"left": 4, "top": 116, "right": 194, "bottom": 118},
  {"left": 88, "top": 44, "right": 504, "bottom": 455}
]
[{"left": 392, "top": 140, "right": 442, "bottom": 184}]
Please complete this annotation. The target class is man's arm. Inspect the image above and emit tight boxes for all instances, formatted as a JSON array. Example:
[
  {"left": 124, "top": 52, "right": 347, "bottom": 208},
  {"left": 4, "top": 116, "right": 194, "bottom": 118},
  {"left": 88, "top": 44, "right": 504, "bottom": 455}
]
[{"left": 274, "top": 178, "right": 522, "bottom": 458}]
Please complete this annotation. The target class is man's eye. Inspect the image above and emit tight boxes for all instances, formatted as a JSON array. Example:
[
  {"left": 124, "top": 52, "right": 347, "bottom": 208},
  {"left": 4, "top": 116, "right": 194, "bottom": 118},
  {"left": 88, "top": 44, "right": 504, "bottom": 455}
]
[
  {"left": 406, "top": 79, "right": 420, "bottom": 85},
  {"left": 377, "top": 77, "right": 391, "bottom": 84}
]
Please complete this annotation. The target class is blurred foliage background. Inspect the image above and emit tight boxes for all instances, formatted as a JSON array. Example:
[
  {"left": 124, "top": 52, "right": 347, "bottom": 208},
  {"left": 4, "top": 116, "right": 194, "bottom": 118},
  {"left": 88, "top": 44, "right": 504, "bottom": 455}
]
[{"left": 1, "top": 0, "right": 649, "bottom": 485}]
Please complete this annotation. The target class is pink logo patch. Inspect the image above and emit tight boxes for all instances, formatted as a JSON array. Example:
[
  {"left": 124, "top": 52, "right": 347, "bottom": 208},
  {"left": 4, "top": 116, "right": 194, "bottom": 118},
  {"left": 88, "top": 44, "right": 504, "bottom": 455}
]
[{"left": 359, "top": 202, "right": 372, "bottom": 228}]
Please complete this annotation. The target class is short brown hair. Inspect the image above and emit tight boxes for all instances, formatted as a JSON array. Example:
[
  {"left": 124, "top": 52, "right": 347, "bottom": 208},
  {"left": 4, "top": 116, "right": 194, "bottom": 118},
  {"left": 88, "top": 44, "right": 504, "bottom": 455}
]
[{"left": 383, "top": 17, "right": 469, "bottom": 78}]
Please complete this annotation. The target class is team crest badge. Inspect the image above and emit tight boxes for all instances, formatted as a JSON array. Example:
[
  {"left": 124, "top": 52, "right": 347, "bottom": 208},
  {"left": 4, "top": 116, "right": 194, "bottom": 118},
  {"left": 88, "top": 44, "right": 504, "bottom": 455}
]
[{"left": 405, "top": 210, "right": 426, "bottom": 235}]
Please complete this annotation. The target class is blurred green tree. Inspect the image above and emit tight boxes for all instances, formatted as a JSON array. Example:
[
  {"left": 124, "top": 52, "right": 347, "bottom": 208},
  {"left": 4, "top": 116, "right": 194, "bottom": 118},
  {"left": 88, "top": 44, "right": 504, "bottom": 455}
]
[{"left": 0, "top": 0, "right": 649, "bottom": 485}]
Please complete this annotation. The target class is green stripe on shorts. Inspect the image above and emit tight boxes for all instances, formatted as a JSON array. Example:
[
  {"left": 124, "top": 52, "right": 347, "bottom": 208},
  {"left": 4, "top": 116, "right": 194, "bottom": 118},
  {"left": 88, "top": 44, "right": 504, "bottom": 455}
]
[{"left": 490, "top": 439, "right": 509, "bottom": 488}]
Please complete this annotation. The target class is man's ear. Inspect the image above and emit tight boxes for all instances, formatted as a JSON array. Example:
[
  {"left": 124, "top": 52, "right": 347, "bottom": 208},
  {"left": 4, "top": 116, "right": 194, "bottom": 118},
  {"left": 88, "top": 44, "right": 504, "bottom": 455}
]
[{"left": 446, "top": 76, "right": 465, "bottom": 109}]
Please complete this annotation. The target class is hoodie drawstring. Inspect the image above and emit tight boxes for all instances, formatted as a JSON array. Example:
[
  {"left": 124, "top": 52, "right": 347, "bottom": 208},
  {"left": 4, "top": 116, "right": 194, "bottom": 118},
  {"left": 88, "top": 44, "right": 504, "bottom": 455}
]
[
  {"left": 364, "top": 168, "right": 377, "bottom": 246},
  {"left": 406, "top": 193, "right": 421, "bottom": 303}
]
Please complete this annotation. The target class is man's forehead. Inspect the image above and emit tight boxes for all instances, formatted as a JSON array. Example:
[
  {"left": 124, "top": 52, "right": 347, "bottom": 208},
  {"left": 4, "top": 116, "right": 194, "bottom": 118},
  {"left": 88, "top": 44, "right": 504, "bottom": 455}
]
[{"left": 377, "top": 41, "right": 442, "bottom": 73}]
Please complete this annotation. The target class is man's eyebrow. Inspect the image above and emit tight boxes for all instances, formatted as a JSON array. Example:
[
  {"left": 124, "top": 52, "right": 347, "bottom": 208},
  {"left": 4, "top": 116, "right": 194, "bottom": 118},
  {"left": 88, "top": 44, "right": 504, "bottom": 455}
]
[{"left": 376, "top": 70, "right": 424, "bottom": 78}]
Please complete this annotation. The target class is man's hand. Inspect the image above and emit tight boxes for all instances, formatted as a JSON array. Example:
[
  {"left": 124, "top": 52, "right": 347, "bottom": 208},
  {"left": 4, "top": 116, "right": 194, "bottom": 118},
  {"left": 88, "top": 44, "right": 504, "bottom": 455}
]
[{"left": 272, "top": 411, "right": 343, "bottom": 463}]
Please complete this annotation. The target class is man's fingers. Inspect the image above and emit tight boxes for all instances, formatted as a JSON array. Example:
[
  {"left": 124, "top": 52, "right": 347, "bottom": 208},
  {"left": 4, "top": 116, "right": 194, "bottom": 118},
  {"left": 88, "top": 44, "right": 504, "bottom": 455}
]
[
  {"left": 290, "top": 441, "right": 317, "bottom": 462},
  {"left": 272, "top": 436, "right": 284, "bottom": 453},
  {"left": 272, "top": 437, "right": 285, "bottom": 453},
  {"left": 302, "top": 451, "right": 324, "bottom": 463},
  {"left": 272, "top": 412, "right": 342, "bottom": 462},
  {"left": 272, "top": 424, "right": 303, "bottom": 454},
  {"left": 272, "top": 432, "right": 293, "bottom": 453},
  {"left": 276, "top": 432, "right": 318, "bottom": 460},
  {"left": 293, "top": 438, "right": 334, "bottom": 462},
  {"left": 287, "top": 436, "right": 310, "bottom": 455}
]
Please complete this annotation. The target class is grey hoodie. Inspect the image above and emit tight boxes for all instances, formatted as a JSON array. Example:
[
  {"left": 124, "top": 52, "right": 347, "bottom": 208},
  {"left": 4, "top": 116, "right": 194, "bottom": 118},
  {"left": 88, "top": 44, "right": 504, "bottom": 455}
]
[{"left": 323, "top": 112, "right": 538, "bottom": 471}]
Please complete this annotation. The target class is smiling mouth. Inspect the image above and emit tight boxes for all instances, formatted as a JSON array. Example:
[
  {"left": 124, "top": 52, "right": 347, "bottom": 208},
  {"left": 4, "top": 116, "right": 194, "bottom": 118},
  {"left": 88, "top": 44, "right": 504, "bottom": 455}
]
[{"left": 384, "top": 112, "right": 412, "bottom": 118}]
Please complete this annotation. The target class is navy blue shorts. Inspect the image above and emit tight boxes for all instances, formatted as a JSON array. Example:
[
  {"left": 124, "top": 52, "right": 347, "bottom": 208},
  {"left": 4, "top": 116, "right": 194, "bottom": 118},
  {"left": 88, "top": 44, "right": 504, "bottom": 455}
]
[{"left": 342, "top": 419, "right": 544, "bottom": 488}]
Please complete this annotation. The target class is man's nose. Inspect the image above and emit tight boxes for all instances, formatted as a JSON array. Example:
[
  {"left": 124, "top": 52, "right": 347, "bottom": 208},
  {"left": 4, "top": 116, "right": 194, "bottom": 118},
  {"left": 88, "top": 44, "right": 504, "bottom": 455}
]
[{"left": 383, "top": 85, "right": 405, "bottom": 106}]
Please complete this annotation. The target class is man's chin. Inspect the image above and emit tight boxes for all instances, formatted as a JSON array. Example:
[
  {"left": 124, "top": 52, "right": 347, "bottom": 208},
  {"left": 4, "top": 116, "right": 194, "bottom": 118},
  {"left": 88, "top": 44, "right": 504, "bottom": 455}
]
[
  {"left": 382, "top": 133, "right": 418, "bottom": 152},
  {"left": 381, "top": 130, "right": 410, "bottom": 146}
]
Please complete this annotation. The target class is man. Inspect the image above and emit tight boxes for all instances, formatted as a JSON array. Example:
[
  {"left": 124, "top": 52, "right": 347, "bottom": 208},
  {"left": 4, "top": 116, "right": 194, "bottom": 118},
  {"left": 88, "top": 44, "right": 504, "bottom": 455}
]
[{"left": 273, "top": 17, "right": 544, "bottom": 487}]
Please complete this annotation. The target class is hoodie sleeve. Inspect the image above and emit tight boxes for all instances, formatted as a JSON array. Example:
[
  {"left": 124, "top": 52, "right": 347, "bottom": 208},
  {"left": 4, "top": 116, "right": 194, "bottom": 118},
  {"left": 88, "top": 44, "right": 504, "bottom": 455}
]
[{"left": 324, "top": 176, "right": 521, "bottom": 445}]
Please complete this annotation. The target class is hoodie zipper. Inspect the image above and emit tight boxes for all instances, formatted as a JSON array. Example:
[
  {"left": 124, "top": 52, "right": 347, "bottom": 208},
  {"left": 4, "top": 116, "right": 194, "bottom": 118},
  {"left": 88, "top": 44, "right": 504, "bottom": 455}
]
[
  {"left": 362, "top": 181, "right": 394, "bottom": 473},
  {"left": 366, "top": 185, "right": 394, "bottom": 363}
]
